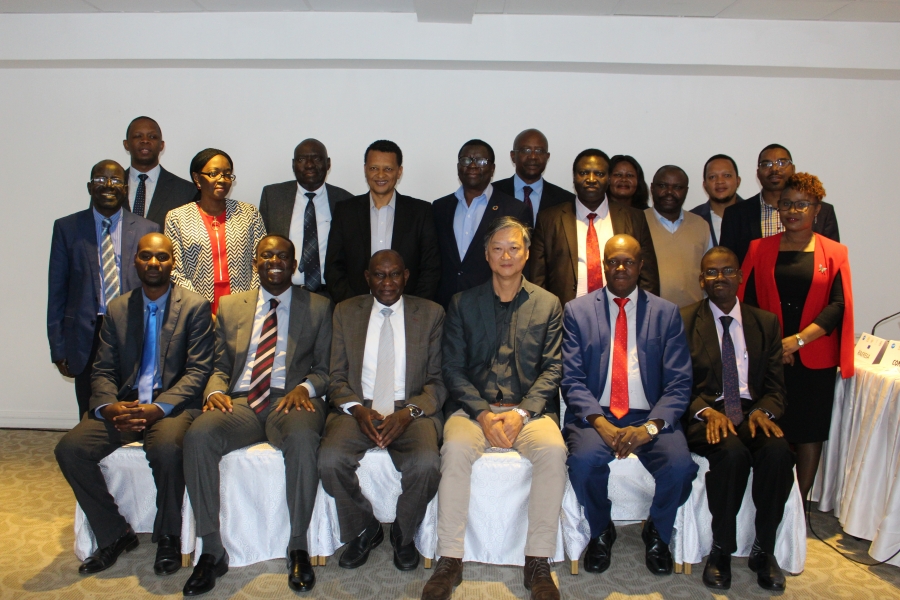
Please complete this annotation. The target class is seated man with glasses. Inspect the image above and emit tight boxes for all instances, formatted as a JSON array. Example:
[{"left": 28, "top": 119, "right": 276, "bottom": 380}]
[{"left": 680, "top": 246, "right": 793, "bottom": 591}]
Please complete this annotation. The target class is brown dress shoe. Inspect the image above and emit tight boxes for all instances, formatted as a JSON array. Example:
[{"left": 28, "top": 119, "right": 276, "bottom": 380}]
[
  {"left": 421, "top": 557, "right": 463, "bottom": 600},
  {"left": 524, "top": 556, "right": 560, "bottom": 600}
]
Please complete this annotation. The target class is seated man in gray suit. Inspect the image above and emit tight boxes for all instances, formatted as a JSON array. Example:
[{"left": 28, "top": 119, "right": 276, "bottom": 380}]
[
  {"left": 423, "top": 217, "right": 567, "bottom": 600},
  {"left": 182, "top": 234, "right": 333, "bottom": 596},
  {"left": 259, "top": 139, "right": 353, "bottom": 297},
  {"left": 318, "top": 249, "right": 446, "bottom": 572},
  {"left": 55, "top": 233, "right": 214, "bottom": 577}
]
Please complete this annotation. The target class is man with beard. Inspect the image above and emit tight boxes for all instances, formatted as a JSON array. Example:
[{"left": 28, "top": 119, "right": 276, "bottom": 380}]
[{"left": 690, "top": 154, "right": 743, "bottom": 246}]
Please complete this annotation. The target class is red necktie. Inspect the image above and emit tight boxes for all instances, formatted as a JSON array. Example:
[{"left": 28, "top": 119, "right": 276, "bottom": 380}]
[
  {"left": 610, "top": 297, "right": 630, "bottom": 419},
  {"left": 248, "top": 298, "right": 279, "bottom": 413},
  {"left": 586, "top": 213, "right": 603, "bottom": 293}
]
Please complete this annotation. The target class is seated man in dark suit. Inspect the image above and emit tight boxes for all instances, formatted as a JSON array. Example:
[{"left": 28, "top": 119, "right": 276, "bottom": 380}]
[
  {"left": 182, "top": 235, "right": 333, "bottom": 596},
  {"left": 681, "top": 247, "right": 794, "bottom": 592},
  {"left": 562, "top": 235, "right": 697, "bottom": 577},
  {"left": 720, "top": 144, "right": 839, "bottom": 263},
  {"left": 492, "top": 128, "right": 575, "bottom": 225},
  {"left": 690, "top": 154, "right": 743, "bottom": 246},
  {"left": 122, "top": 116, "right": 196, "bottom": 228},
  {"left": 433, "top": 138, "right": 530, "bottom": 307},
  {"left": 325, "top": 140, "right": 441, "bottom": 303},
  {"left": 259, "top": 138, "right": 353, "bottom": 297},
  {"left": 55, "top": 233, "right": 214, "bottom": 576}
]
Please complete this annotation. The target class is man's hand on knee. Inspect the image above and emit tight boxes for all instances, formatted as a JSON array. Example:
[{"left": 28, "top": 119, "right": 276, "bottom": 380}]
[
  {"left": 276, "top": 385, "right": 316, "bottom": 414},
  {"left": 205, "top": 392, "right": 233, "bottom": 413},
  {"left": 351, "top": 405, "right": 383, "bottom": 447}
]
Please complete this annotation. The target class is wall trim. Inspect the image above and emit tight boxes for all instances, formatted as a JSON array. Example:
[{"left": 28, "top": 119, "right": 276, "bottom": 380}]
[{"left": 0, "top": 411, "right": 77, "bottom": 431}]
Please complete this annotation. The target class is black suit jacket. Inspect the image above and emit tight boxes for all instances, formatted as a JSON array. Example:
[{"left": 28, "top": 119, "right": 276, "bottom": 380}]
[
  {"left": 258, "top": 181, "right": 354, "bottom": 237},
  {"left": 492, "top": 176, "right": 575, "bottom": 226},
  {"left": 679, "top": 299, "right": 785, "bottom": 424},
  {"left": 124, "top": 166, "right": 196, "bottom": 229},
  {"left": 325, "top": 192, "right": 441, "bottom": 304},
  {"left": 529, "top": 200, "right": 660, "bottom": 305},
  {"left": 432, "top": 189, "right": 531, "bottom": 308},
  {"left": 689, "top": 197, "right": 744, "bottom": 246},
  {"left": 720, "top": 193, "right": 840, "bottom": 264}
]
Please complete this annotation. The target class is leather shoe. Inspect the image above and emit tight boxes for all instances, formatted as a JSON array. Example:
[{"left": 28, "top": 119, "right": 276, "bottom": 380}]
[
  {"left": 702, "top": 543, "right": 731, "bottom": 590},
  {"left": 748, "top": 548, "right": 786, "bottom": 591},
  {"left": 79, "top": 528, "right": 139, "bottom": 574},
  {"left": 641, "top": 519, "right": 673, "bottom": 575},
  {"left": 584, "top": 522, "right": 616, "bottom": 573},
  {"left": 182, "top": 551, "right": 229, "bottom": 597},
  {"left": 390, "top": 522, "right": 420, "bottom": 571},
  {"left": 524, "top": 556, "right": 560, "bottom": 600},
  {"left": 288, "top": 549, "right": 315, "bottom": 592},
  {"left": 154, "top": 535, "right": 182, "bottom": 576},
  {"left": 421, "top": 557, "right": 463, "bottom": 600},
  {"left": 339, "top": 519, "right": 384, "bottom": 569}
]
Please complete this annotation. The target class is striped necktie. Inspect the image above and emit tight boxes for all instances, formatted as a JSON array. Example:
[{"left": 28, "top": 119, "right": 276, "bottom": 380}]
[
  {"left": 100, "top": 218, "right": 120, "bottom": 305},
  {"left": 301, "top": 192, "right": 321, "bottom": 291},
  {"left": 248, "top": 298, "right": 279, "bottom": 413}
]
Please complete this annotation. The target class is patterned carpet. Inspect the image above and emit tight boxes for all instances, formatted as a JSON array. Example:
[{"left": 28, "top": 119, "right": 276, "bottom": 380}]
[{"left": 2, "top": 429, "right": 899, "bottom": 599}]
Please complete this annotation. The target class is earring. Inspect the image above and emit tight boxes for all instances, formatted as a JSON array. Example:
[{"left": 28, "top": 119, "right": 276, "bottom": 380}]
[{"left": 814, "top": 215, "right": 818, "bottom": 224}]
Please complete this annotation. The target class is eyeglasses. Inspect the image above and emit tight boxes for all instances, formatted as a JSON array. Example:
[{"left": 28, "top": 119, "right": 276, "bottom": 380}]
[
  {"left": 758, "top": 158, "right": 793, "bottom": 169},
  {"left": 651, "top": 182, "right": 687, "bottom": 193},
  {"left": 91, "top": 176, "right": 125, "bottom": 187},
  {"left": 777, "top": 199, "right": 813, "bottom": 212},
  {"left": 293, "top": 155, "right": 325, "bottom": 166},
  {"left": 199, "top": 171, "right": 236, "bottom": 182},
  {"left": 703, "top": 267, "right": 739, "bottom": 280},
  {"left": 459, "top": 157, "right": 491, "bottom": 168},
  {"left": 516, "top": 148, "right": 547, "bottom": 156}
]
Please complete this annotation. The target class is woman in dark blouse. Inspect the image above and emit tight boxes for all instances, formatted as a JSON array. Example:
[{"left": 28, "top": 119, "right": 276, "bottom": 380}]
[
  {"left": 739, "top": 173, "right": 855, "bottom": 506},
  {"left": 606, "top": 155, "right": 650, "bottom": 210}
]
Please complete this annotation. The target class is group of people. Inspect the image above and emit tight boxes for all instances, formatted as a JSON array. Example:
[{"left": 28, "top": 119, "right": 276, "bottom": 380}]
[{"left": 47, "top": 116, "right": 855, "bottom": 598}]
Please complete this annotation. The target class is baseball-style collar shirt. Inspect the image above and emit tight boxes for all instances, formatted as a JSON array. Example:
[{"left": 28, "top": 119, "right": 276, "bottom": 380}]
[
  {"left": 513, "top": 174, "right": 544, "bottom": 223},
  {"left": 370, "top": 191, "right": 396, "bottom": 255},
  {"left": 575, "top": 198, "right": 615, "bottom": 299},
  {"left": 92, "top": 206, "right": 123, "bottom": 314},
  {"left": 289, "top": 183, "right": 331, "bottom": 286},
  {"left": 128, "top": 163, "right": 161, "bottom": 207},
  {"left": 599, "top": 287, "right": 651, "bottom": 411},
  {"left": 453, "top": 183, "right": 493, "bottom": 259}
]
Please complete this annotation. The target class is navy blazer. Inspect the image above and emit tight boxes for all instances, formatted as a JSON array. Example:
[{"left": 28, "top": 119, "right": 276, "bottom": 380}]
[
  {"left": 688, "top": 196, "right": 744, "bottom": 246},
  {"left": 561, "top": 287, "right": 692, "bottom": 428},
  {"left": 47, "top": 208, "right": 160, "bottom": 374}
]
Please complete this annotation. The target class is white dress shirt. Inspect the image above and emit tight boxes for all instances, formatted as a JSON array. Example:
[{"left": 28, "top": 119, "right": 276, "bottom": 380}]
[
  {"left": 370, "top": 192, "right": 396, "bottom": 255},
  {"left": 599, "top": 287, "right": 651, "bottom": 411},
  {"left": 128, "top": 163, "right": 161, "bottom": 208},
  {"left": 710, "top": 210, "right": 723, "bottom": 245},
  {"left": 288, "top": 183, "right": 331, "bottom": 286},
  {"left": 709, "top": 299, "right": 750, "bottom": 400},
  {"left": 651, "top": 208, "right": 713, "bottom": 251},
  {"left": 575, "top": 198, "right": 615, "bottom": 299},
  {"left": 361, "top": 297, "right": 406, "bottom": 402}
]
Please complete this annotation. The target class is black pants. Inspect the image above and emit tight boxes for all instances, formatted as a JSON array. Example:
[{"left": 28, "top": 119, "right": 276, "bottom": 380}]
[{"left": 73, "top": 318, "right": 103, "bottom": 420}]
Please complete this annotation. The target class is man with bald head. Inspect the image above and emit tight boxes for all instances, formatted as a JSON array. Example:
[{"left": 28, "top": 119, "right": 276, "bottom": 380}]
[
  {"left": 259, "top": 139, "right": 353, "bottom": 297},
  {"left": 55, "top": 232, "right": 213, "bottom": 577},
  {"left": 493, "top": 128, "right": 575, "bottom": 225},
  {"left": 49, "top": 160, "right": 160, "bottom": 419},
  {"left": 562, "top": 234, "right": 697, "bottom": 577}
]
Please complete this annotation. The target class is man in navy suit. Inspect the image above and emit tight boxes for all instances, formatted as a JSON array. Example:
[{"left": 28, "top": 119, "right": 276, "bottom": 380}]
[
  {"left": 48, "top": 160, "right": 160, "bottom": 418},
  {"left": 689, "top": 154, "right": 743, "bottom": 246},
  {"left": 562, "top": 234, "right": 697, "bottom": 576}
]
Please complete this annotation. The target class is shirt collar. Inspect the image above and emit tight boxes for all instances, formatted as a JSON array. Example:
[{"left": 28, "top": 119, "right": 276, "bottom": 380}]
[
  {"left": 93, "top": 206, "right": 124, "bottom": 224},
  {"left": 142, "top": 284, "right": 171, "bottom": 315},
  {"left": 374, "top": 295, "right": 404, "bottom": 316},
  {"left": 604, "top": 285, "right": 639, "bottom": 308},
  {"left": 760, "top": 196, "right": 778, "bottom": 213},
  {"left": 492, "top": 276, "right": 528, "bottom": 302},
  {"left": 652, "top": 207, "right": 685, "bottom": 227},
  {"left": 709, "top": 298, "right": 743, "bottom": 328},
  {"left": 454, "top": 183, "right": 493, "bottom": 207},
  {"left": 513, "top": 174, "right": 543, "bottom": 196},
  {"left": 297, "top": 182, "right": 325, "bottom": 197},
  {"left": 370, "top": 191, "right": 397, "bottom": 210},
  {"left": 575, "top": 198, "right": 609, "bottom": 221},
  {"left": 129, "top": 164, "right": 161, "bottom": 184},
  {"left": 260, "top": 285, "right": 292, "bottom": 306}
]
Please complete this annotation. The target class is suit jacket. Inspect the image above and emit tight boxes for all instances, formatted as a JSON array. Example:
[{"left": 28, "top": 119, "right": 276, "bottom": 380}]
[
  {"left": 258, "top": 181, "right": 353, "bottom": 237},
  {"left": 720, "top": 193, "right": 840, "bottom": 264},
  {"left": 679, "top": 299, "right": 785, "bottom": 423},
  {"left": 492, "top": 176, "right": 576, "bottom": 225},
  {"left": 529, "top": 200, "right": 660, "bottom": 305},
  {"left": 204, "top": 286, "right": 333, "bottom": 399},
  {"left": 48, "top": 208, "right": 160, "bottom": 374},
  {"left": 432, "top": 189, "right": 531, "bottom": 308},
  {"left": 442, "top": 279, "right": 563, "bottom": 421},
  {"left": 325, "top": 193, "right": 441, "bottom": 304},
  {"left": 328, "top": 294, "right": 447, "bottom": 437},
  {"left": 124, "top": 166, "right": 196, "bottom": 230},
  {"left": 90, "top": 284, "right": 214, "bottom": 412},
  {"left": 561, "top": 288, "right": 692, "bottom": 428},
  {"left": 689, "top": 197, "right": 744, "bottom": 246}
]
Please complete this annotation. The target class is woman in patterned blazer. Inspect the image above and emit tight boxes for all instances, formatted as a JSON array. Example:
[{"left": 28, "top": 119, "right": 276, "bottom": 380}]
[{"left": 164, "top": 148, "right": 266, "bottom": 313}]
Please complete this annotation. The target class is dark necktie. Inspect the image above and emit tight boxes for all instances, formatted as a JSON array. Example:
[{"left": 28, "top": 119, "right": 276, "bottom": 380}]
[
  {"left": 248, "top": 299, "right": 279, "bottom": 413},
  {"left": 523, "top": 186, "right": 534, "bottom": 217},
  {"left": 720, "top": 315, "right": 744, "bottom": 426},
  {"left": 586, "top": 213, "right": 603, "bottom": 293},
  {"left": 610, "top": 297, "right": 629, "bottom": 419},
  {"left": 133, "top": 173, "right": 149, "bottom": 217},
  {"left": 301, "top": 192, "right": 321, "bottom": 292}
]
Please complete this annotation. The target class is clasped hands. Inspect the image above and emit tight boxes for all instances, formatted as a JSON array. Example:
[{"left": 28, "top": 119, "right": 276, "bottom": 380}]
[
  {"left": 351, "top": 404, "right": 413, "bottom": 449},
  {"left": 99, "top": 401, "right": 164, "bottom": 432},
  {"left": 701, "top": 408, "right": 783, "bottom": 445},
  {"left": 590, "top": 415, "right": 652, "bottom": 459},
  {"left": 477, "top": 409, "right": 525, "bottom": 449},
  {"left": 205, "top": 385, "right": 317, "bottom": 414}
]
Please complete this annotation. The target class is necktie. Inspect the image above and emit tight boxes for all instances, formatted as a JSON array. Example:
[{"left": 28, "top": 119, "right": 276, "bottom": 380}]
[
  {"left": 372, "top": 308, "right": 396, "bottom": 417},
  {"left": 523, "top": 186, "right": 534, "bottom": 218},
  {"left": 248, "top": 299, "right": 279, "bottom": 413},
  {"left": 720, "top": 316, "right": 744, "bottom": 426},
  {"left": 610, "top": 297, "right": 630, "bottom": 419},
  {"left": 133, "top": 173, "right": 149, "bottom": 217},
  {"left": 586, "top": 213, "right": 603, "bottom": 293},
  {"left": 100, "top": 218, "right": 120, "bottom": 306},
  {"left": 138, "top": 302, "right": 158, "bottom": 403},
  {"left": 301, "top": 192, "right": 321, "bottom": 291}
]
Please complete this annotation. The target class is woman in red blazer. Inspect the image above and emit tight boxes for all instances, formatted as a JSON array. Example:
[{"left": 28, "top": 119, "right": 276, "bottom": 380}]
[{"left": 738, "top": 173, "right": 854, "bottom": 507}]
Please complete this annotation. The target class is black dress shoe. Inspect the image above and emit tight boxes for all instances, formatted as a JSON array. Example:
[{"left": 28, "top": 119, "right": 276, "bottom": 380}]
[
  {"left": 748, "top": 548, "right": 786, "bottom": 591},
  {"left": 584, "top": 522, "right": 616, "bottom": 573},
  {"left": 79, "top": 528, "right": 139, "bottom": 574},
  {"left": 641, "top": 519, "right": 673, "bottom": 575},
  {"left": 288, "top": 549, "right": 315, "bottom": 593},
  {"left": 182, "top": 551, "right": 229, "bottom": 597},
  {"left": 390, "top": 522, "right": 420, "bottom": 571},
  {"left": 702, "top": 543, "right": 731, "bottom": 590},
  {"left": 339, "top": 519, "right": 384, "bottom": 569},
  {"left": 154, "top": 535, "right": 182, "bottom": 576}
]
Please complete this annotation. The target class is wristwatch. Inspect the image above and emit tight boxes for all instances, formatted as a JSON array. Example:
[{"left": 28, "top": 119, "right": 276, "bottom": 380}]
[
  {"left": 513, "top": 407, "right": 531, "bottom": 425},
  {"left": 644, "top": 421, "right": 659, "bottom": 439},
  {"left": 795, "top": 334, "right": 805, "bottom": 347},
  {"left": 407, "top": 405, "right": 424, "bottom": 419}
]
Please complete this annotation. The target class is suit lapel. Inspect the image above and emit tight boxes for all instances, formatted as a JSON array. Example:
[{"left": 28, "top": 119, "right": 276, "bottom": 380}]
[
  {"left": 325, "top": 184, "right": 338, "bottom": 217},
  {"left": 594, "top": 291, "right": 612, "bottom": 392},
  {"left": 126, "top": 290, "right": 145, "bottom": 389},
  {"left": 233, "top": 292, "right": 256, "bottom": 383},
  {"left": 741, "top": 303, "right": 762, "bottom": 391},
  {"left": 750, "top": 196, "right": 763, "bottom": 239},
  {"left": 157, "top": 286, "right": 181, "bottom": 384},
  {"left": 465, "top": 195, "right": 501, "bottom": 263},
  {"left": 357, "top": 196, "right": 372, "bottom": 256},
  {"left": 285, "top": 288, "right": 306, "bottom": 372},
  {"left": 635, "top": 290, "right": 652, "bottom": 397},
  {"left": 79, "top": 210, "right": 102, "bottom": 303},
  {"left": 697, "top": 300, "right": 723, "bottom": 391},
  {"left": 513, "top": 284, "right": 538, "bottom": 380},
  {"left": 390, "top": 194, "right": 410, "bottom": 253},
  {"left": 280, "top": 183, "right": 297, "bottom": 233},
  {"left": 561, "top": 204, "right": 578, "bottom": 283},
  {"left": 348, "top": 296, "right": 374, "bottom": 395},
  {"left": 477, "top": 284, "right": 497, "bottom": 356},
  {"left": 120, "top": 211, "right": 140, "bottom": 289},
  {"left": 403, "top": 298, "right": 419, "bottom": 398},
  {"left": 609, "top": 201, "right": 631, "bottom": 236}
]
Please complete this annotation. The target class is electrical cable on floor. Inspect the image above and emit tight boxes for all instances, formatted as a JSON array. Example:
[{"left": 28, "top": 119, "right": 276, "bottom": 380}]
[{"left": 804, "top": 493, "right": 900, "bottom": 567}]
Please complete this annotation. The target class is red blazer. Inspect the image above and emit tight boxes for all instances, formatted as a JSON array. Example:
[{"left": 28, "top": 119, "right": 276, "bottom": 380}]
[{"left": 738, "top": 233, "right": 854, "bottom": 379}]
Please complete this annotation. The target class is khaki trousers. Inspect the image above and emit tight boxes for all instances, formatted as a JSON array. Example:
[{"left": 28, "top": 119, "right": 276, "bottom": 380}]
[{"left": 437, "top": 410, "right": 568, "bottom": 558}]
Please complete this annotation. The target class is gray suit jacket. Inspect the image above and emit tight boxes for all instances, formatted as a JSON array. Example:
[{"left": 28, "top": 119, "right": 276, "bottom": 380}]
[
  {"left": 442, "top": 278, "right": 563, "bottom": 421},
  {"left": 328, "top": 294, "right": 447, "bottom": 437},
  {"left": 258, "top": 181, "right": 354, "bottom": 238},
  {"left": 204, "top": 286, "right": 333, "bottom": 398},
  {"left": 90, "top": 284, "right": 214, "bottom": 412}
]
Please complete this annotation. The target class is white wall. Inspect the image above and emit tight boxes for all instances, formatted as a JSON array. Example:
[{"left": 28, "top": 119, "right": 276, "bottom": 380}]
[{"left": 2, "top": 12, "right": 899, "bottom": 428}]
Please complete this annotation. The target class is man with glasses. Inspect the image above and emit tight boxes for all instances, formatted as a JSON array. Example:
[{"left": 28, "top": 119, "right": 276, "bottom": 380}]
[
  {"left": 645, "top": 165, "right": 712, "bottom": 307},
  {"left": 48, "top": 160, "right": 160, "bottom": 419},
  {"left": 720, "top": 144, "right": 839, "bottom": 263},
  {"left": 493, "top": 128, "right": 576, "bottom": 226},
  {"left": 681, "top": 247, "right": 793, "bottom": 591},
  {"left": 259, "top": 139, "right": 353, "bottom": 299},
  {"left": 432, "top": 139, "right": 530, "bottom": 308}
]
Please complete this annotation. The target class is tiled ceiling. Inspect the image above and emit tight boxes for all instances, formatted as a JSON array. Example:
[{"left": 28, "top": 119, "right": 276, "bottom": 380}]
[{"left": 2, "top": 0, "right": 900, "bottom": 22}]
